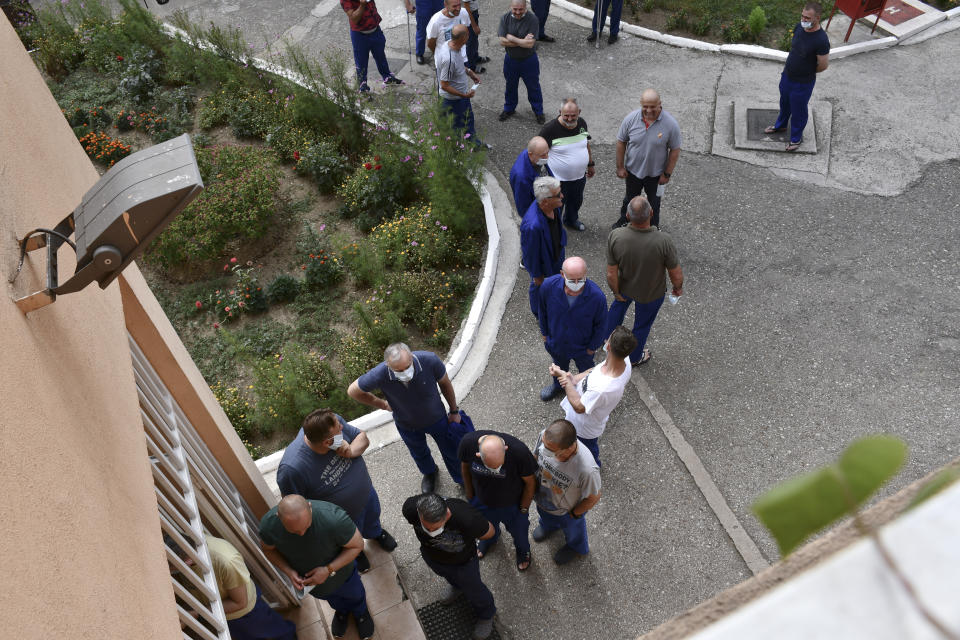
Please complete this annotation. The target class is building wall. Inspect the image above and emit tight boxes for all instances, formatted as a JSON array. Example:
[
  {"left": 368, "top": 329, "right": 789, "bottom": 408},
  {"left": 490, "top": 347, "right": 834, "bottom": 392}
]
[{"left": 1, "top": 17, "right": 175, "bottom": 640}]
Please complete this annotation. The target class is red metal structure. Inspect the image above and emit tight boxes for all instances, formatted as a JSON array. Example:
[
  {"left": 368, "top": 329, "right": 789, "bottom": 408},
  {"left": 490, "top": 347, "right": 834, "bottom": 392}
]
[{"left": 825, "top": 0, "right": 890, "bottom": 42}]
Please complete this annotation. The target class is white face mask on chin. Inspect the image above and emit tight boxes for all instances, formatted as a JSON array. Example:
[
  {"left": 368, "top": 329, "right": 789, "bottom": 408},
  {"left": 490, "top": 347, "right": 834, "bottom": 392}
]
[
  {"left": 330, "top": 433, "right": 343, "bottom": 449},
  {"left": 422, "top": 524, "right": 445, "bottom": 537},
  {"left": 536, "top": 158, "right": 549, "bottom": 167},
  {"left": 395, "top": 364, "right": 415, "bottom": 382},
  {"left": 800, "top": 19, "right": 813, "bottom": 28}
]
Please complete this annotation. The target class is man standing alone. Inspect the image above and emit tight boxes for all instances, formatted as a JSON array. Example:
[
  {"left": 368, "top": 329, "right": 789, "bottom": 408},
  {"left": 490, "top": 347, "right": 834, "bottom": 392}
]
[
  {"left": 497, "top": 0, "right": 545, "bottom": 124},
  {"left": 340, "top": 0, "right": 402, "bottom": 92}
]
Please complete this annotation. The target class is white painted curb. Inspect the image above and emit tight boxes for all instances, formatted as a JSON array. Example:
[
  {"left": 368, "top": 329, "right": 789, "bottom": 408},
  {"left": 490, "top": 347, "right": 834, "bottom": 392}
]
[{"left": 830, "top": 35, "right": 899, "bottom": 58}]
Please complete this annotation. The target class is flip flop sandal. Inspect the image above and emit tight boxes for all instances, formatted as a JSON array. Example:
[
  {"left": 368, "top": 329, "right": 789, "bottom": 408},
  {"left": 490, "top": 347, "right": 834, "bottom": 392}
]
[
  {"left": 764, "top": 125, "right": 786, "bottom": 134},
  {"left": 785, "top": 140, "right": 802, "bottom": 152},
  {"left": 634, "top": 348, "right": 652, "bottom": 366},
  {"left": 516, "top": 550, "right": 532, "bottom": 571}
]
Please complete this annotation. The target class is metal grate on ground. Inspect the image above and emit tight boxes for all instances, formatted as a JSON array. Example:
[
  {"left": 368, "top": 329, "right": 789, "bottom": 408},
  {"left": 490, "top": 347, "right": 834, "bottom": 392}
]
[{"left": 417, "top": 595, "right": 503, "bottom": 640}]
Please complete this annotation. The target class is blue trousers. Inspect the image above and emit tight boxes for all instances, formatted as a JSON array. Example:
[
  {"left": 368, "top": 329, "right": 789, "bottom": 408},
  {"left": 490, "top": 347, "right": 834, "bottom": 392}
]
[
  {"left": 546, "top": 346, "right": 595, "bottom": 392},
  {"left": 536, "top": 506, "right": 589, "bottom": 554},
  {"left": 354, "top": 487, "right": 384, "bottom": 539},
  {"left": 577, "top": 435, "right": 601, "bottom": 466},
  {"left": 592, "top": 0, "right": 623, "bottom": 35},
  {"left": 606, "top": 294, "right": 665, "bottom": 363},
  {"left": 314, "top": 567, "right": 368, "bottom": 617},
  {"left": 227, "top": 585, "right": 297, "bottom": 640},
  {"left": 528, "top": 279, "right": 542, "bottom": 318},
  {"left": 502, "top": 53, "right": 543, "bottom": 115},
  {"left": 774, "top": 72, "right": 816, "bottom": 144},
  {"left": 530, "top": 0, "right": 551, "bottom": 38},
  {"left": 472, "top": 501, "right": 531, "bottom": 555},
  {"left": 396, "top": 414, "right": 464, "bottom": 484},
  {"left": 349, "top": 28, "right": 393, "bottom": 87},
  {"left": 442, "top": 97, "right": 477, "bottom": 143},
  {"left": 466, "top": 9, "right": 481, "bottom": 69},
  {"left": 423, "top": 555, "right": 496, "bottom": 619},
  {"left": 415, "top": 0, "right": 444, "bottom": 56},
  {"left": 560, "top": 176, "right": 586, "bottom": 227}
]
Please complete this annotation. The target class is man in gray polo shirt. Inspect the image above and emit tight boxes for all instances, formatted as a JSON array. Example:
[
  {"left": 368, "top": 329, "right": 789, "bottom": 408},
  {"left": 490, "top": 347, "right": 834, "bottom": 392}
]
[
  {"left": 436, "top": 25, "right": 482, "bottom": 144},
  {"left": 614, "top": 88, "right": 682, "bottom": 229}
]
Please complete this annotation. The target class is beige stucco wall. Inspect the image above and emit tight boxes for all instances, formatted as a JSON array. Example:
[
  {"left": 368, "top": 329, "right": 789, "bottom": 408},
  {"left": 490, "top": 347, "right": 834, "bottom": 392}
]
[{"left": 0, "top": 17, "right": 182, "bottom": 640}]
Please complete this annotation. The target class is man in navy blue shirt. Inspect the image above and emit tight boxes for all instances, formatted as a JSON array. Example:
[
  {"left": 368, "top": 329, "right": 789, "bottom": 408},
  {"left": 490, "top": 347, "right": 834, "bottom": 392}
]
[
  {"left": 508, "top": 135, "right": 551, "bottom": 217},
  {"left": 520, "top": 176, "right": 566, "bottom": 319},
  {"left": 765, "top": 1, "right": 830, "bottom": 151},
  {"left": 277, "top": 409, "right": 398, "bottom": 575},
  {"left": 348, "top": 344, "right": 463, "bottom": 494},
  {"left": 537, "top": 256, "right": 607, "bottom": 401}
]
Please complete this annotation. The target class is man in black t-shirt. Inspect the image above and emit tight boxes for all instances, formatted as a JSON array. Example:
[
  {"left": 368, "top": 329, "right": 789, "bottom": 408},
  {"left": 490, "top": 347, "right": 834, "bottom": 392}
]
[
  {"left": 459, "top": 431, "right": 537, "bottom": 571},
  {"left": 402, "top": 493, "right": 497, "bottom": 639}
]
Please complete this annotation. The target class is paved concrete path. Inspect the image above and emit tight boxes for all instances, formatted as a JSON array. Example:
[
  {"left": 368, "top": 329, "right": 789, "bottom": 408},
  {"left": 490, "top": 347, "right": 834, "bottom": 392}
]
[{"left": 153, "top": 2, "right": 960, "bottom": 638}]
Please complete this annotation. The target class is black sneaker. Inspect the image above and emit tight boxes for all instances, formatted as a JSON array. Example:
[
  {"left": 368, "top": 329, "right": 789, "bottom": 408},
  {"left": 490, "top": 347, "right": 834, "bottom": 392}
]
[
  {"left": 608, "top": 33, "right": 619, "bottom": 44},
  {"left": 330, "top": 611, "right": 349, "bottom": 638},
  {"left": 416, "top": 55, "right": 426, "bottom": 64},
  {"left": 384, "top": 75, "right": 404, "bottom": 85},
  {"left": 356, "top": 550, "right": 372, "bottom": 574},
  {"left": 478, "top": 55, "right": 491, "bottom": 63},
  {"left": 498, "top": 110, "right": 515, "bottom": 122},
  {"left": 586, "top": 32, "right": 597, "bottom": 42},
  {"left": 356, "top": 612, "right": 375, "bottom": 640},
  {"left": 535, "top": 113, "right": 546, "bottom": 124},
  {"left": 538, "top": 34, "right": 555, "bottom": 42},
  {"left": 376, "top": 529, "right": 398, "bottom": 552}
]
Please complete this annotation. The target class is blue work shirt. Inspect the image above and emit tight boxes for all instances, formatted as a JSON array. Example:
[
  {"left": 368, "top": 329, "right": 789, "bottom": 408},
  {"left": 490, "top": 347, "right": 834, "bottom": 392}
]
[
  {"left": 276, "top": 417, "right": 373, "bottom": 522},
  {"left": 538, "top": 275, "right": 608, "bottom": 354},
  {"left": 357, "top": 351, "right": 448, "bottom": 430},
  {"left": 509, "top": 149, "right": 553, "bottom": 216},
  {"left": 520, "top": 200, "right": 565, "bottom": 280}
]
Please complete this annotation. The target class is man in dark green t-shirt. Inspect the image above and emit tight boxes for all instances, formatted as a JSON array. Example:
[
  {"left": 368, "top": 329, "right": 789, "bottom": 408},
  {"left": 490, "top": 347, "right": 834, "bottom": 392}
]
[{"left": 260, "top": 495, "right": 373, "bottom": 639}]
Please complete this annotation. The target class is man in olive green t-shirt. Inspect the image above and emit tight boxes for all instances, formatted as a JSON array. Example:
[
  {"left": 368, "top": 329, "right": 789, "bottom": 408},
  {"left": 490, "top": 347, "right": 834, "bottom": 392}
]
[
  {"left": 260, "top": 495, "right": 374, "bottom": 639},
  {"left": 605, "top": 195, "right": 684, "bottom": 366}
]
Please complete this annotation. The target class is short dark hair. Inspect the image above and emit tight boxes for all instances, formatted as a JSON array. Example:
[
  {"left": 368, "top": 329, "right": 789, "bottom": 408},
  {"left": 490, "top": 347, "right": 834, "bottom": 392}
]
[
  {"left": 417, "top": 493, "right": 447, "bottom": 524},
  {"left": 544, "top": 419, "right": 577, "bottom": 449},
  {"left": 607, "top": 326, "right": 638, "bottom": 360},
  {"left": 803, "top": 1, "right": 823, "bottom": 16},
  {"left": 302, "top": 408, "right": 338, "bottom": 443},
  {"left": 163, "top": 533, "right": 189, "bottom": 560}
]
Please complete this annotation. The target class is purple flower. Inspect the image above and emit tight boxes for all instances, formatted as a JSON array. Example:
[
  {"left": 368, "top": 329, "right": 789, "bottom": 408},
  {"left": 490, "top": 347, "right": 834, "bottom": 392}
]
[
  {"left": 269, "top": 89, "right": 274, "bottom": 94},
  {"left": 427, "top": 172, "right": 434, "bottom": 178},
  {"left": 319, "top": 224, "right": 326, "bottom": 231},
  {"left": 411, "top": 241, "right": 418, "bottom": 246},
  {"left": 441, "top": 225, "right": 447, "bottom": 230},
  {"left": 464, "top": 133, "right": 471, "bottom": 139},
  {"left": 431, "top": 145, "right": 437, "bottom": 150}
]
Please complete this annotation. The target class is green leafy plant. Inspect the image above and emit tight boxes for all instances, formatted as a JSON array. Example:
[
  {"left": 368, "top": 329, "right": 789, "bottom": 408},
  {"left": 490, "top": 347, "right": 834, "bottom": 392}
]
[
  {"left": 721, "top": 17, "right": 750, "bottom": 42},
  {"left": 776, "top": 26, "right": 795, "bottom": 51},
  {"left": 665, "top": 8, "right": 690, "bottom": 30},
  {"left": 295, "top": 138, "right": 351, "bottom": 194},
  {"left": 747, "top": 6, "right": 768, "bottom": 41},
  {"left": 250, "top": 345, "right": 338, "bottom": 436},
  {"left": 266, "top": 274, "right": 301, "bottom": 304},
  {"left": 303, "top": 249, "right": 345, "bottom": 292},
  {"left": 692, "top": 14, "right": 713, "bottom": 35}
]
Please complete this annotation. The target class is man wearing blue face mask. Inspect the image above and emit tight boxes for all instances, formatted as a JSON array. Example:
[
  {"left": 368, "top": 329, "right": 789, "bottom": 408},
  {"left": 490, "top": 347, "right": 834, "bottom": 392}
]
[
  {"left": 348, "top": 343, "right": 464, "bottom": 494},
  {"left": 537, "top": 256, "right": 608, "bottom": 402},
  {"left": 402, "top": 493, "right": 497, "bottom": 639},
  {"left": 458, "top": 431, "right": 537, "bottom": 571},
  {"left": 277, "top": 409, "right": 398, "bottom": 576}
]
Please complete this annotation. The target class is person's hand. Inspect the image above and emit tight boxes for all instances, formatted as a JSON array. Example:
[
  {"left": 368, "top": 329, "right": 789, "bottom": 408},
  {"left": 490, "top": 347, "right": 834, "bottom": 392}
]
[
  {"left": 448, "top": 411, "right": 462, "bottom": 423},
  {"left": 525, "top": 33, "right": 535, "bottom": 40},
  {"left": 586, "top": 165, "right": 595, "bottom": 178},
  {"left": 468, "top": 72, "right": 480, "bottom": 84},
  {"left": 541, "top": 335, "right": 548, "bottom": 342},
  {"left": 614, "top": 293, "right": 627, "bottom": 302},
  {"left": 672, "top": 286, "right": 683, "bottom": 297},
  {"left": 335, "top": 442, "right": 353, "bottom": 458},
  {"left": 466, "top": 90, "right": 476, "bottom": 98},
  {"left": 473, "top": 23, "right": 481, "bottom": 35},
  {"left": 377, "top": 398, "right": 391, "bottom": 412},
  {"left": 586, "top": 349, "right": 594, "bottom": 355},
  {"left": 659, "top": 173, "right": 670, "bottom": 184},
  {"left": 616, "top": 167, "right": 627, "bottom": 179},
  {"left": 557, "top": 372, "right": 571, "bottom": 388},
  {"left": 533, "top": 276, "right": 544, "bottom": 286},
  {"left": 404, "top": 0, "right": 415, "bottom": 12},
  {"left": 284, "top": 568, "right": 304, "bottom": 590},
  {"left": 303, "top": 566, "right": 330, "bottom": 586},
  {"left": 548, "top": 363, "right": 563, "bottom": 377}
]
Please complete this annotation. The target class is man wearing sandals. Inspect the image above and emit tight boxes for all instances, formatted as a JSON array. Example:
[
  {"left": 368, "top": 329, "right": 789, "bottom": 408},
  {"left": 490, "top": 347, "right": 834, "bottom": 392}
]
[
  {"left": 403, "top": 493, "right": 497, "bottom": 639},
  {"left": 605, "top": 196, "right": 683, "bottom": 367},
  {"left": 533, "top": 419, "right": 602, "bottom": 564},
  {"left": 765, "top": 2, "right": 830, "bottom": 151},
  {"left": 459, "top": 431, "right": 537, "bottom": 572}
]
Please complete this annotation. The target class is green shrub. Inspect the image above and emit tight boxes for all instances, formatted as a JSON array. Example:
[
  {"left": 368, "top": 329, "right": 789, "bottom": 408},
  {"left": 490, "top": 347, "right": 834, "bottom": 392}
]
[
  {"left": 776, "top": 26, "right": 795, "bottom": 51},
  {"left": 748, "top": 6, "right": 768, "bottom": 41},
  {"left": 382, "top": 270, "right": 458, "bottom": 335},
  {"left": 340, "top": 240, "right": 385, "bottom": 288},
  {"left": 338, "top": 303, "right": 406, "bottom": 381},
  {"left": 665, "top": 9, "right": 689, "bottom": 30},
  {"left": 296, "top": 138, "right": 351, "bottom": 194},
  {"left": 31, "top": 4, "right": 85, "bottom": 80},
  {"left": 335, "top": 156, "right": 418, "bottom": 231},
  {"left": 250, "top": 345, "right": 339, "bottom": 435},
  {"left": 203, "top": 263, "right": 269, "bottom": 323},
  {"left": 721, "top": 17, "right": 750, "bottom": 42},
  {"left": 369, "top": 205, "right": 463, "bottom": 271},
  {"left": 117, "top": 45, "right": 162, "bottom": 104},
  {"left": 211, "top": 381, "right": 254, "bottom": 440},
  {"left": 266, "top": 274, "right": 301, "bottom": 304},
  {"left": 692, "top": 15, "right": 713, "bottom": 36},
  {"left": 304, "top": 249, "right": 345, "bottom": 291}
]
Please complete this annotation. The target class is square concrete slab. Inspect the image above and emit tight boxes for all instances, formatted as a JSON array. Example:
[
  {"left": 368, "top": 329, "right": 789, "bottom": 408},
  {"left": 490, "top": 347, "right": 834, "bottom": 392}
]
[{"left": 734, "top": 102, "right": 818, "bottom": 153}]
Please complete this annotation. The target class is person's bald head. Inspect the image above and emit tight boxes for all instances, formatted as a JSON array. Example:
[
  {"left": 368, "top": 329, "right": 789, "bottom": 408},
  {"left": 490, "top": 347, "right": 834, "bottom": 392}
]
[
  {"left": 527, "top": 136, "right": 549, "bottom": 165},
  {"left": 278, "top": 495, "right": 313, "bottom": 536},
  {"left": 561, "top": 257, "right": 586, "bottom": 281},
  {"left": 450, "top": 24, "right": 470, "bottom": 43},
  {"left": 640, "top": 89, "right": 662, "bottom": 121},
  {"left": 477, "top": 434, "right": 507, "bottom": 468}
]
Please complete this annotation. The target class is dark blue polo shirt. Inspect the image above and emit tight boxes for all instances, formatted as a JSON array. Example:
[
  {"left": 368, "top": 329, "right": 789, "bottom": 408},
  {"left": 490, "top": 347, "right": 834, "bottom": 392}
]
[{"left": 357, "top": 351, "right": 448, "bottom": 430}]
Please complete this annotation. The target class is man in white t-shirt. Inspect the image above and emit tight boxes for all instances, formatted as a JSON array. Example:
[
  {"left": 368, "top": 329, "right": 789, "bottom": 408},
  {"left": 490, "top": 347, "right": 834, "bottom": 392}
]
[
  {"left": 550, "top": 325, "right": 637, "bottom": 466},
  {"left": 427, "top": 0, "right": 471, "bottom": 62}
]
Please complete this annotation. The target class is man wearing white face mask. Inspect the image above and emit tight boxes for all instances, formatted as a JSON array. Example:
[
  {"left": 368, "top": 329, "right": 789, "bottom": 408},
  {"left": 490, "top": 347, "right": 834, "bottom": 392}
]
[
  {"left": 458, "top": 431, "right": 537, "bottom": 571},
  {"left": 277, "top": 409, "right": 398, "bottom": 576},
  {"left": 508, "top": 135, "right": 552, "bottom": 217},
  {"left": 348, "top": 343, "right": 464, "bottom": 494},
  {"left": 402, "top": 493, "right": 497, "bottom": 639},
  {"left": 536, "top": 256, "right": 607, "bottom": 402}
]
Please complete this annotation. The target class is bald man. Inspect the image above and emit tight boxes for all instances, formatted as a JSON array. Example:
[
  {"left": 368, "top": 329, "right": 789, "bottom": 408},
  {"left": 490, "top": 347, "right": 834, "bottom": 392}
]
[
  {"left": 436, "top": 24, "right": 482, "bottom": 144},
  {"left": 536, "top": 256, "right": 608, "bottom": 402},
  {"left": 509, "top": 135, "right": 553, "bottom": 218},
  {"left": 614, "top": 89, "right": 682, "bottom": 229},
  {"left": 259, "top": 496, "right": 373, "bottom": 639},
  {"left": 459, "top": 431, "right": 538, "bottom": 571}
]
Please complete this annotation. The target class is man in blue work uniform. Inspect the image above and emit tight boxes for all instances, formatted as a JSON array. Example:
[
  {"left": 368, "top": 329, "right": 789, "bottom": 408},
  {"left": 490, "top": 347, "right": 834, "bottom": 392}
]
[
  {"left": 520, "top": 176, "right": 565, "bottom": 319},
  {"left": 497, "top": 0, "right": 545, "bottom": 124},
  {"left": 508, "top": 136, "right": 551, "bottom": 216},
  {"left": 405, "top": 0, "right": 446, "bottom": 65},
  {"left": 347, "top": 343, "right": 464, "bottom": 494},
  {"left": 537, "top": 256, "right": 607, "bottom": 401}
]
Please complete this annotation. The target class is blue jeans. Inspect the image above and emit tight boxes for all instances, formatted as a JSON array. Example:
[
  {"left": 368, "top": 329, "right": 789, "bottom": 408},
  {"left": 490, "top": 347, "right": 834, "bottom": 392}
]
[
  {"left": 546, "top": 346, "right": 595, "bottom": 392},
  {"left": 472, "top": 501, "right": 531, "bottom": 556},
  {"left": 349, "top": 28, "right": 393, "bottom": 87},
  {"left": 227, "top": 585, "right": 297, "bottom": 640},
  {"left": 577, "top": 435, "right": 601, "bottom": 466},
  {"left": 312, "top": 568, "right": 368, "bottom": 617},
  {"left": 415, "top": 0, "right": 444, "bottom": 56},
  {"left": 560, "top": 176, "right": 586, "bottom": 227},
  {"left": 423, "top": 555, "right": 496, "bottom": 619},
  {"left": 396, "top": 414, "right": 464, "bottom": 484},
  {"left": 606, "top": 294, "right": 665, "bottom": 363},
  {"left": 442, "top": 97, "right": 477, "bottom": 143},
  {"left": 774, "top": 72, "right": 816, "bottom": 144},
  {"left": 502, "top": 53, "right": 543, "bottom": 115},
  {"left": 466, "top": 9, "right": 481, "bottom": 69},
  {"left": 354, "top": 487, "right": 384, "bottom": 539},
  {"left": 536, "top": 506, "right": 589, "bottom": 554},
  {"left": 530, "top": 0, "right": 551, "bottom": 37},
  {"left": 592, "top": 0, "right": 624, "bottom": 35}
]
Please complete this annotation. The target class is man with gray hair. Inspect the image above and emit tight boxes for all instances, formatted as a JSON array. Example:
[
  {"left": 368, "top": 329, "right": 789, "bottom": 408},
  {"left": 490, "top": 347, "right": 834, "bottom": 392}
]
[
  {"left": 348, "top": 344, "right": 463, "bottom": 494},
  {"left": 520, "top": 175, "right": 566, "bottom": 318},
  {"left": 533, "top": 419, "right": 601, "bottom": 564},
  {"left": 403, "top": 493, "right": 497, "bottom": 639},
  {"left": 538, "top": 97, "right": 594, "bottom": 231},
  {"left": 606, "top": 196, "right": 684, "bottom": 366}
]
